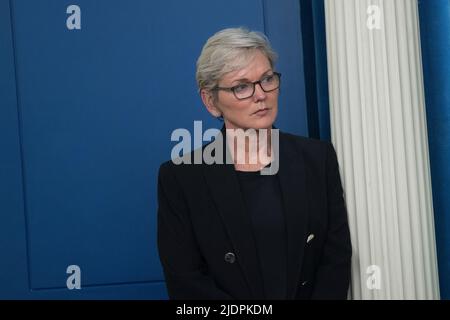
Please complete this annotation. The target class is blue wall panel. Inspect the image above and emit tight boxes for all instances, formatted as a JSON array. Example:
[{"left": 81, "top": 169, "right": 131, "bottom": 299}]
[
  {"left": 263, "top": 0, "right": 309, "bottom": 136},
  {"left": 1, "top": 0, "right": 308, "bottom": 298},
  {"left": 298, "top": 0, "right": 330, "bottom": 141},
  {"left": 418, "top": 0, "right": 450, "bottom": 300},
  {"left": 0, "top": 0, "right": 29, "bottom": 299}
]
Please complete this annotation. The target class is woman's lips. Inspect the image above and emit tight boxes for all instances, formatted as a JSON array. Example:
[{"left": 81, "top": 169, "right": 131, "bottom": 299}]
[{"left": 253, "top": 108, "right": 270, "bottom": 116}]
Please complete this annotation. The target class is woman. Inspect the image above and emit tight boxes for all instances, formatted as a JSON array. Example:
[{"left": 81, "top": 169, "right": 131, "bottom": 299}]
[{"left": 157, "top": 27, "right": 352, "bottom": 300}]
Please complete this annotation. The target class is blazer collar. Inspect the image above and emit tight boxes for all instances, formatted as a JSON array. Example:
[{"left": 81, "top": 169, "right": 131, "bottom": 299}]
[{"left": 201, "top": 125, "right": 309, "bottom": 299}]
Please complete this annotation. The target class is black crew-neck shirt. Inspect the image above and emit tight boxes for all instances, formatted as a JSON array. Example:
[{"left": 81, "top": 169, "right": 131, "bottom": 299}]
[{"left": 235, "top": 168, "right": 287, "bottom": 299}]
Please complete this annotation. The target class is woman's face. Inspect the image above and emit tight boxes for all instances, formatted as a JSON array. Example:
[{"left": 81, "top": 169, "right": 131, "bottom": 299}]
[{"left": 202, "top": 50, "right": 279, "bottom": 130}]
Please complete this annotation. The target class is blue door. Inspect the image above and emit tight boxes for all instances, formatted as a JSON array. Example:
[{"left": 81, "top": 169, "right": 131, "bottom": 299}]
[{"left": 0, "top": 0, "right": 308, "bottom": 299}]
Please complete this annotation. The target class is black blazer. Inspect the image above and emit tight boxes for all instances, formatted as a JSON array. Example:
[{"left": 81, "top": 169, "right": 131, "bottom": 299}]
[{"left": 157, "top": 127, "right": 352, "bottom": 300}]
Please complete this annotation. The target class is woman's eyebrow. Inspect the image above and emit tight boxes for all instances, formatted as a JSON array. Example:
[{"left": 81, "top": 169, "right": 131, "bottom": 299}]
[{"left": 231, "top": 69, "right": 273, "bottom": 84}]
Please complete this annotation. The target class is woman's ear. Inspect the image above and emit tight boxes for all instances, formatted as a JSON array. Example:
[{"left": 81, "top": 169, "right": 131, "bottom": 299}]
[{"left": 200, "top": 89, "right": 222, "bottom": 118}]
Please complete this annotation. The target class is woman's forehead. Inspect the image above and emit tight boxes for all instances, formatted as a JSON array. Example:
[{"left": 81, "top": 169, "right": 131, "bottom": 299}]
[{"left": 221, "top": 51, "right": 272, "bottom": 83}]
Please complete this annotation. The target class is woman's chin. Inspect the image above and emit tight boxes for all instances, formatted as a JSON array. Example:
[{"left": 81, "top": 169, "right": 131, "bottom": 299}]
[
  {"left": 250, "top": 115, "right": 277, "bottom": 130},
  {"left": 225, "top": 114, "right": 276, "bottom": 131}
]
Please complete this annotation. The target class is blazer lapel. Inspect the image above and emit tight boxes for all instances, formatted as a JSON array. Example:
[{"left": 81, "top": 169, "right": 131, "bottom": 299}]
[{"left": 277, "top": 131, "right": 309, "bottom": 298}]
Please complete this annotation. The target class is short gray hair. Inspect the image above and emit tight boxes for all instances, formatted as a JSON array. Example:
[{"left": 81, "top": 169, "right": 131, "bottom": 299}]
[{"left": 196, "top": 27, "right": 278, "bottom": 92}]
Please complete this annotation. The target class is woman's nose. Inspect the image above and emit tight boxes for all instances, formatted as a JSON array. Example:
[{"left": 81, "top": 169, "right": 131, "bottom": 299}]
[{"left": 253, "top": 83, "right": 267, "bottom": 101}]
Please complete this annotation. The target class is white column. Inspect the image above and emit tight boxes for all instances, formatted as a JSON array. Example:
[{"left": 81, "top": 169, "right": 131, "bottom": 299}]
[{"left": 324, "top": 0, "right": 440, "bottom": 299}]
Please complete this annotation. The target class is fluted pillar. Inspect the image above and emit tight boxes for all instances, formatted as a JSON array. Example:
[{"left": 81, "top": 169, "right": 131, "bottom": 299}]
[{"left": 324, "top": 0, "right": 440, "bottom": 299}]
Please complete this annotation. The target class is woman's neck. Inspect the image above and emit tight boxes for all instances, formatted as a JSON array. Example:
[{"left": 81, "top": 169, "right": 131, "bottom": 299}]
[{"left": 225, "top": 127, "right": 273, "bottom": 172}]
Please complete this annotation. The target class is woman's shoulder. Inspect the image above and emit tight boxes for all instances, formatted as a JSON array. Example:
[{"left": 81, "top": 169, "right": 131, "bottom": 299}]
[
  {"left": 158, "top": 130, "right": 337, "bottom": 177},
  {"left": 158, "top": 146, "right": 207, "bottom": 177},
  {"left": 279, "top": 130, "right": 333, "bottom": 157},
  {"left": 279, "top": 131, "right": 340, "bottom": 178}
]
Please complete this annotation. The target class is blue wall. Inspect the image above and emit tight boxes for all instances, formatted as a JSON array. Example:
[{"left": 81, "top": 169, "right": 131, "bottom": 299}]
[
  {"left": 0, "top": 0, "right": 308, "bottom": 299},
  {"left": 418, "top": 0, "right": 450, "bottom": 300},
  {"left": 299, "top": 0, "right": 330, "bottom": 141}
]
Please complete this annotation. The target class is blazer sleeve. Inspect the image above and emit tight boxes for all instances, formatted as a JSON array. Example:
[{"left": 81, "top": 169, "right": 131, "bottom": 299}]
[
  {"left": 157, "top": 162, "right": 233, "bottom": 300},
  {"left": 311, "top": 143, "right": 352, "bottom": 299}
]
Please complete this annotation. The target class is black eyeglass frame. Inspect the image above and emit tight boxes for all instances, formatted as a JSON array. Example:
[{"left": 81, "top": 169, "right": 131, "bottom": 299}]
[{"left": 212, "top": 72, "right": 282, "bottom": 100}]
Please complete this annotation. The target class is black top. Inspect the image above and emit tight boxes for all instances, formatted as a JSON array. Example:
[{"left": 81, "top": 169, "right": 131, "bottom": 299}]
[{"left": 235, "top": 167, "right": 287, "bottom": 299}]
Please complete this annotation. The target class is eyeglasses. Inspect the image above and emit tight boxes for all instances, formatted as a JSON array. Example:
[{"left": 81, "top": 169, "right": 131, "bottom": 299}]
[{"left": 213, "top": 72, "right": 281, "bottom": 100}]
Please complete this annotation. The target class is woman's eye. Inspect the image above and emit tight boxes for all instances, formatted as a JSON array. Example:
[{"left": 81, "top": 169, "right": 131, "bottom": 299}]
[
  {"left": 262, "top": 75, "right": 274, "bottom": 84},
  {"left": 234, "top": 84, "right": 250, "bottom": 93}
]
